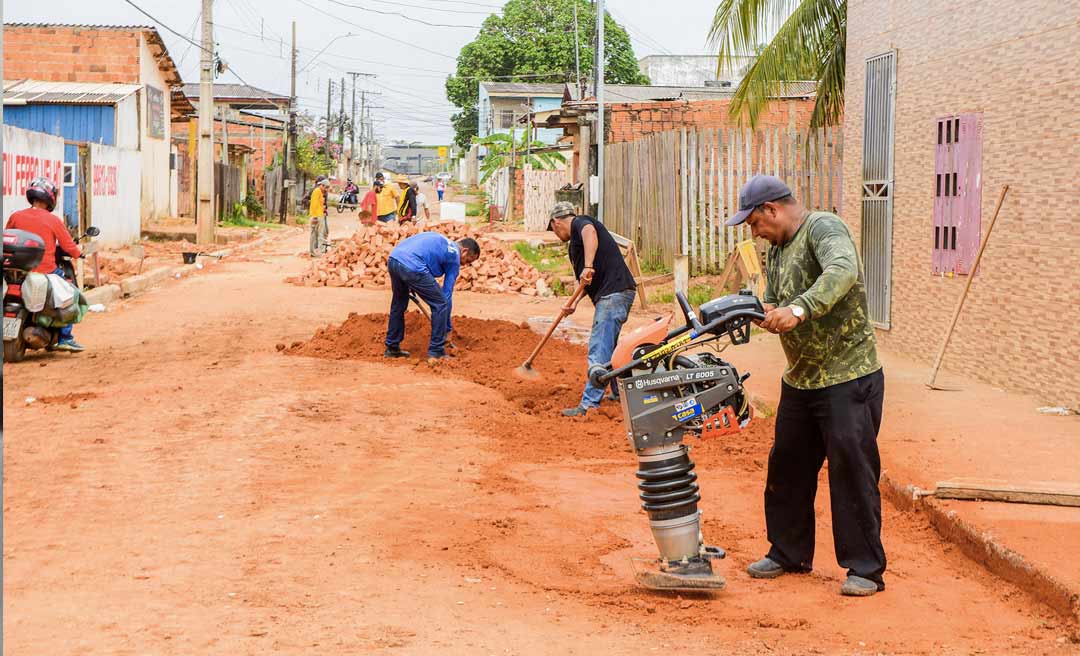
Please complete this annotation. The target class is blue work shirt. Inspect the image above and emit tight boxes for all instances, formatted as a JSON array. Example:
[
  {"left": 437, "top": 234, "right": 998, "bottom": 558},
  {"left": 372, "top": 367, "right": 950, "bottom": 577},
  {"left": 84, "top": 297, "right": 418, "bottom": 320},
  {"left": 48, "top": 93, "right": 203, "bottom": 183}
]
[{"left": 388, "top": 232, "right": 462, "bottom": 303}]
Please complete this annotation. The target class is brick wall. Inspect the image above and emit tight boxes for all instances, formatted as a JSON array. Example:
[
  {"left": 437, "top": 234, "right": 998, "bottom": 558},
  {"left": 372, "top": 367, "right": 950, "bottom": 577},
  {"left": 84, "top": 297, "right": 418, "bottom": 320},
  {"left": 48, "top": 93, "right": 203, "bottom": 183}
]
[
  {"left": 844, "top": 0, "right": 1080, "bottom": 406},
  {"left": 605, "top": 98, "right": 816, "bottom": 144},
  {"left": 4, "top": 26, "right": 142, "bottom": 83}
]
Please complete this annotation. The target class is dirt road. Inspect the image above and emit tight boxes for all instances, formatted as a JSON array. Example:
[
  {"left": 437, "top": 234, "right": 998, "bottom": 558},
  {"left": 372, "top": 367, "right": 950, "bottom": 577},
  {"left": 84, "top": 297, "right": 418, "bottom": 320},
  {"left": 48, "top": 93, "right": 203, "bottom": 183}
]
[{"left": 3, "top": 219, "right": 1075, "bottom": 654}]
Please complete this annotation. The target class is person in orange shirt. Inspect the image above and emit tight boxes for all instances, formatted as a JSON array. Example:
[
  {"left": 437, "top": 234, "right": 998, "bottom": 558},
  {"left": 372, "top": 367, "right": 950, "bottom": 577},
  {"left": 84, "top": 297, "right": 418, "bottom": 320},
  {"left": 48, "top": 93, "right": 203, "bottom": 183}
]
[{"left": 5, "top": 177, "right": 85, "bottom": 352}]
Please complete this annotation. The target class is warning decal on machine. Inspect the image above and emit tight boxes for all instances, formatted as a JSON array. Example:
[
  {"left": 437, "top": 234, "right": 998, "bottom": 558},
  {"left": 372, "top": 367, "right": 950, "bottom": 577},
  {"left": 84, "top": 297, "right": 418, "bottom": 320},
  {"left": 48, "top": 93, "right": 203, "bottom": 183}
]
[{"left": 672, "top": 397, "right": 703, "bottom": 422}]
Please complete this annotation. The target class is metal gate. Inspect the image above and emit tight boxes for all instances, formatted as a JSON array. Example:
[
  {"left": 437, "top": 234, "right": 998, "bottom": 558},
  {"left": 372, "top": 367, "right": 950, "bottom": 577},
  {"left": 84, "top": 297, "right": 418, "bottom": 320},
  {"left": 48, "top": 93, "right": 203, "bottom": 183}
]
[{"left": 861, "top": 51, "right": 897, "bottom": 328}]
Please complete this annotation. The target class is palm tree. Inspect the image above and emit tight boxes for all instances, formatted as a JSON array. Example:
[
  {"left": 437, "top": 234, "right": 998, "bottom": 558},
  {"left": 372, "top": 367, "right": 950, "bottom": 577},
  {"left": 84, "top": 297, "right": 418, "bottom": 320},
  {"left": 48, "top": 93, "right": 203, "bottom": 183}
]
[
  {"left": 708, "top": 0, "right": 845, "bottom": 129},
  {"left": 473, "top": 129, "right": 567, "bottom": 184}
]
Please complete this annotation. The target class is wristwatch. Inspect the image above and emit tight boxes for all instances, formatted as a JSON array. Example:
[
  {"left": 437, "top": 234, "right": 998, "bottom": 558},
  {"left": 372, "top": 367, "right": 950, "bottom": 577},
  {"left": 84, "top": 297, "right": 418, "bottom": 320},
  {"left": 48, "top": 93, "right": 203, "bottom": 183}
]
[{"left": 788, "top": 304, "right": 806, "bottom": 322}]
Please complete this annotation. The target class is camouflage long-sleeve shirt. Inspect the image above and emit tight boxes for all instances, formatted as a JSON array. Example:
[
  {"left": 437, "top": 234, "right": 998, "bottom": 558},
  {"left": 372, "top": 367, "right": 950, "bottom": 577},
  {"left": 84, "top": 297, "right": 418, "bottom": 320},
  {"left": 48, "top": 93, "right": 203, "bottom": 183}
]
[{"left": 764, "top": 211, "right": 881, "bottom": 390}]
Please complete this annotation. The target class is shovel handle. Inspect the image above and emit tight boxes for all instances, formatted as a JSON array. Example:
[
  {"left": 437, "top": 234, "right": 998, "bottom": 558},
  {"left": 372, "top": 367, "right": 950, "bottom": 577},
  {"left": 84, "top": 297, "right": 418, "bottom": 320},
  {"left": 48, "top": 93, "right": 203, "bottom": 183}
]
[{"left": 521, "top": 283, "right": 588, "bottom": 368}]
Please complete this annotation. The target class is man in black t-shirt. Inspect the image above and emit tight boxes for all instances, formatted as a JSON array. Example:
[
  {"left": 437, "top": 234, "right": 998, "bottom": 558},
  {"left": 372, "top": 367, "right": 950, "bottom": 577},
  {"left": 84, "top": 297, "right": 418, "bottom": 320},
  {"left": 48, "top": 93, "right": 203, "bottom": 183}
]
[{"left": 547, "top": 201, "right": 637, "bottom": 417}]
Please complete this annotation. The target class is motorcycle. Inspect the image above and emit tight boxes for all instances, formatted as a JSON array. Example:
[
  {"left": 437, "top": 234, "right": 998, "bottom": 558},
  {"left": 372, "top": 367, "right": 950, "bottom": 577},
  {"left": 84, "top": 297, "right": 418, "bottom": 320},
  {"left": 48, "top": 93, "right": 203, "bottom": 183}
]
[
  {"left": 2, "top": 225, "right": 99, "bottom": 362},
  {"left": 336, "top": 187, "right": 359, "bottom": 213}
]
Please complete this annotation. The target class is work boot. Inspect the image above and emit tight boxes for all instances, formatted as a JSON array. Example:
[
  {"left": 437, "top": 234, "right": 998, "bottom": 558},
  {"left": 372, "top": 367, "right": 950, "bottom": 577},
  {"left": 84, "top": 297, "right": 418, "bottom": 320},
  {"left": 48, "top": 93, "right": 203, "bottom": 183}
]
[
  {"left": 604, "top": 391, "right": 619, "bottom": 402},
  {"left": 562, "top": 406, "right": 588, "bottom": 417},
  {"left": 746, "top": 557, "right": 785, "bottom": 579},
  {"left": 840, "top": 575, "right": 882, "bottom": 597},
  {"left": 383, "top": 346, "right": 410, "bottom": 358},
  {"left": 426, "top": 353, "right": 452, "bottom": 363},
  {"left": 54, "top": 339, "right": 85, "bottom": 353}
]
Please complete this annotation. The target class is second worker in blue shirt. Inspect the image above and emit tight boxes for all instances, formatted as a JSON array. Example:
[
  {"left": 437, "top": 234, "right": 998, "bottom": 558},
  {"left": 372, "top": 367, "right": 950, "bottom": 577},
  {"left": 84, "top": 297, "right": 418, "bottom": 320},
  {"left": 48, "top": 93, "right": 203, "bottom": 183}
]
[{"left": 384, "top": 232, "right": 481, "bottom": 360}]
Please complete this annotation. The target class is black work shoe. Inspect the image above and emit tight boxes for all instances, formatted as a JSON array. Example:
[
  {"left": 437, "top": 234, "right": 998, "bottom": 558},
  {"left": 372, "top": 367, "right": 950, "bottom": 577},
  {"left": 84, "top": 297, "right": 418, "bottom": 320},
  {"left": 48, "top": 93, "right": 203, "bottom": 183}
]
[
  {"left": 562, "top": 406, "right": 588, "bottom": 417},
  {"left": 604, "top": 392, "right": 619, "bottom": 402},
  {"left": 746, "top": 557, "right": 785, "bottom": 579},
  {"left": 383, "top": 347, "right": 410, "bottom": 358},
  {"left": 840, "top": 575, "right": 882, "bottom": 597}
]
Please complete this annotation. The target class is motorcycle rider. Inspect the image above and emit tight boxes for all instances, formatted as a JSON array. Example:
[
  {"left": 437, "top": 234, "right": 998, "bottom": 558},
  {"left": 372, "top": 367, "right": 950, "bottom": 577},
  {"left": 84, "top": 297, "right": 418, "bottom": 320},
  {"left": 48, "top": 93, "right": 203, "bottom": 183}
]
[
  {"left": 343, "top": 178, "right": 359, "bottom": 207},
  {"left": 4, "top": 177, "right": 85, "bottom": 352}
]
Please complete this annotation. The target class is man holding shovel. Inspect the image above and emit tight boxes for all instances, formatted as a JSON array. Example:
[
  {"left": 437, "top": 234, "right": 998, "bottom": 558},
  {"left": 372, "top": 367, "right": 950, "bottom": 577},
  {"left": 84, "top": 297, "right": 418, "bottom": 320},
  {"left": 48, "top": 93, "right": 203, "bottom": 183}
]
[{"left": 547, "top": 202, "right": 636, "bottom": 417}]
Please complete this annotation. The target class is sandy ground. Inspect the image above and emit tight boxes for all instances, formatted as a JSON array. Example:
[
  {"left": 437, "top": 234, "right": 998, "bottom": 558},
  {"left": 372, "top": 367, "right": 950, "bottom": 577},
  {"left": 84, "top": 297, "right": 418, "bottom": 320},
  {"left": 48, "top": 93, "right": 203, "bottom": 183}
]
[{"left": 3, "top": 215, "right": 1077, "bottom": 655}]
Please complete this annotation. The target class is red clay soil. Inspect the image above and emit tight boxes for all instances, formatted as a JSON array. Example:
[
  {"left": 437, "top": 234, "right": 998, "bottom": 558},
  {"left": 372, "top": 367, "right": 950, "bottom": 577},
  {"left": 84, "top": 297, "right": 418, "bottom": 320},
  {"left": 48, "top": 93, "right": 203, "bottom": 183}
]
[{"left": 286, "top": 312, "right": 1078, "bottom": 653}]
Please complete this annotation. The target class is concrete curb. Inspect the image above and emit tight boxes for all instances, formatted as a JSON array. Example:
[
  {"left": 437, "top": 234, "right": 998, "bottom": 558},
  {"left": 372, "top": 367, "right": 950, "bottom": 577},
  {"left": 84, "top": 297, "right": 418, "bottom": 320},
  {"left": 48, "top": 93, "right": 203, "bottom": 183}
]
[
  {"left": 87, "top": 230, "right": 293, "bottom": 306},
  {"left": 880, "top": 473, "right": 1080, "bottom": 622},
  {"left": 83, "top": 284, "right": 121, "bottom": 306}
]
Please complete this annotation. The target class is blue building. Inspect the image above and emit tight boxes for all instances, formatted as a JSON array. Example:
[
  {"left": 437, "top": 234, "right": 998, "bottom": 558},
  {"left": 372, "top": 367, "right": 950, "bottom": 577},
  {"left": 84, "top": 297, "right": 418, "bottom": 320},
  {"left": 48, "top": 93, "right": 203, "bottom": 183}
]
[{"left": 477, "top": 83, "right": 568, "bottom": 146}]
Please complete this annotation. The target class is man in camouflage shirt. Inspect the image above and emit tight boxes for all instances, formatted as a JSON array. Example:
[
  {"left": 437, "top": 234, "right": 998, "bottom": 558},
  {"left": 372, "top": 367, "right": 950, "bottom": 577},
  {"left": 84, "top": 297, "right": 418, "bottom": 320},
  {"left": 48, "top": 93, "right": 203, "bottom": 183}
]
[{"left": 728, "top": 175, "right": 886, "bottom": 597}]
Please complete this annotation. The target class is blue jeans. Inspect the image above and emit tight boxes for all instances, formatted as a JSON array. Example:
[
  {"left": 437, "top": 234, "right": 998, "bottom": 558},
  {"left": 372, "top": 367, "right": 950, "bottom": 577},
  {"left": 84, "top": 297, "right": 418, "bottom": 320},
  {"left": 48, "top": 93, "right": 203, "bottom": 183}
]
[
  {"left": 580, "top": 289, "right": 635, "bottom": 409},
  {"left": 385, "top": 257, "right": 451, "bottom": 357},
  {"left": 437, "top": 190, "right": 444, "bottom": 201},
  {"left": 52, "top": 267, "right": 74, "bottom": 342},
  {"left": 378, "top": 212, "right": 397, "bottom": 223}
]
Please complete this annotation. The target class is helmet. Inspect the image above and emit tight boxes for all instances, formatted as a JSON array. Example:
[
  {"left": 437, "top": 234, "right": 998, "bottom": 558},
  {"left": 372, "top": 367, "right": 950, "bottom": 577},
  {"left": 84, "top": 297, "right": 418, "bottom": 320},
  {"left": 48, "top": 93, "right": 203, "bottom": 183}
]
[
  {"left": 374, "top": 172, "right": 385, "bottom": 181},
  {"left": 347, "top": 178, "right": 353, "bottom": 183},
  {"left": 26, "top": 177, "right": 58, "bottom": 212}
]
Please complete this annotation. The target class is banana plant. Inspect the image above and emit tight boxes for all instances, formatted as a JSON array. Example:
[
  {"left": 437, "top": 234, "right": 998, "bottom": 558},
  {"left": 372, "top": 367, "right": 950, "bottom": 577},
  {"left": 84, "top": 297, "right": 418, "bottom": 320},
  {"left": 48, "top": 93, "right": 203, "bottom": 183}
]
[{"left": 473, "top": 128, "right": 567, "bottom": 184}]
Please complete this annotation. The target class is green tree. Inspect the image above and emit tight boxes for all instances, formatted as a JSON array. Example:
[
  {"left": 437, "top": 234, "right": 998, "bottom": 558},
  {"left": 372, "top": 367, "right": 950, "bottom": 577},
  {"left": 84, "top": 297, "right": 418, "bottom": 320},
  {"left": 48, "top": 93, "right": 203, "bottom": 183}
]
[
  {"left": 709, "top": 0, "right": 845, "bottom": 128},
  {"left": 446, "top": 0, "right": 650, "bottom": 150},
  {"left": 473, "top": 129, "right": 567, "bottom": 183}
]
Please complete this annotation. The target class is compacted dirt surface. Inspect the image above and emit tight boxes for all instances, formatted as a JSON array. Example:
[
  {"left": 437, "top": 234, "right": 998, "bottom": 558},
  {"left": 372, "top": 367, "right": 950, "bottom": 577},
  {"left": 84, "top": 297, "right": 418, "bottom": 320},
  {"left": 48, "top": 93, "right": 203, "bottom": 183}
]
[{"left": 4, "top": 222, "right": 1077, "bottom": 655}]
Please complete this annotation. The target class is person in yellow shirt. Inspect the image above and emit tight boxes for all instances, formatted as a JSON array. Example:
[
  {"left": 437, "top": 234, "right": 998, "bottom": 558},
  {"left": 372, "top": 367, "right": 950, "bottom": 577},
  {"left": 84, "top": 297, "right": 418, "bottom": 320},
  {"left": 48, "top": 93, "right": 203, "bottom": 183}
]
[
  {"left": 309, "top": 176, "right": 329, "bottom": 256},
  {"left": 374, "top": 172, "right": 400, "bottom": 222}
]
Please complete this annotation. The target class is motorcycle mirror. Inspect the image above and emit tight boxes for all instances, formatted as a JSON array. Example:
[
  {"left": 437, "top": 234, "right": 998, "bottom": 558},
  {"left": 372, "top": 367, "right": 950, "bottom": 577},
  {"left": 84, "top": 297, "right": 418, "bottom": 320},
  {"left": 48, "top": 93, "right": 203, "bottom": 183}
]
[{"left": 85, "top": 226, "right": 101, "bottom": 237}]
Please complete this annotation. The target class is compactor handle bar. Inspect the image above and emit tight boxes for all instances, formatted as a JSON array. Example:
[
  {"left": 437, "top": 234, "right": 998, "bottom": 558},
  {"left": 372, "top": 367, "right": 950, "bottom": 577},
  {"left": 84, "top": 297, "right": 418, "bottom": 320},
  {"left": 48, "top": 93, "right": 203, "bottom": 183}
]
[{"left": 589, "top": 291, "right": 766, "bottom": 387}]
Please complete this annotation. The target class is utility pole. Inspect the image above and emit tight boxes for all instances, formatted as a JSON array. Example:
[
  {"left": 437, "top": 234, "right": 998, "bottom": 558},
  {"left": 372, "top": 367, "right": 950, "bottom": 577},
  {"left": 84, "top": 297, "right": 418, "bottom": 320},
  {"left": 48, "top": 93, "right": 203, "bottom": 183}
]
[
  {"left": 196, "top": 0, "right": 215, "bottom": 245},
  {"left": 279, "top": 20, "right": 296, "bottom": 223},
  {"left": 596, "top": 0, "right": 606, "bottom": 224},
  {"left": 348, "top": 72, "right": 377, "bottom": 180},
  {"left": 325, "top": 78, "right": 333, "bottom": 143},
  {"left": 338, "top": 76, "right": 346, "bottom": 147}
]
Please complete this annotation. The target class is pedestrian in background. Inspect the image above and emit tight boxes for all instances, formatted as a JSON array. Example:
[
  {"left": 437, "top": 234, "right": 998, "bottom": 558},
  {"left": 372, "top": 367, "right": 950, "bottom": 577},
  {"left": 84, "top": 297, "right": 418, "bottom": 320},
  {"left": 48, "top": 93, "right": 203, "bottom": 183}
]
[
  {"left": 435, "top": 177, "right": 446, "bottom": 201},
  {"left": 308, "top": 176, "right": 330, "bottom": 256},
  {"left": 375, "top": 172, "right": 400, "bottom": 223},
  {"left": 415, "top": 185, "right": 431, "bottom": 222},
  {"left": 360, "top": 179, "right": 381, "bottom": 226}
]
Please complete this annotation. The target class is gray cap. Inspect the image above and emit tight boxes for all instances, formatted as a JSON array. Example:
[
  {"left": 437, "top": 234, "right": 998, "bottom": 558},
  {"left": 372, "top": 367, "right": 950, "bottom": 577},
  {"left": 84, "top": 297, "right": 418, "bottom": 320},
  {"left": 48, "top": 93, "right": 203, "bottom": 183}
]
[
  {"left": 547, "top": 201, "right": 577, "bottom": 230},
  {"left": 726, "top": 174, "right": 792, "bottom": 226}
]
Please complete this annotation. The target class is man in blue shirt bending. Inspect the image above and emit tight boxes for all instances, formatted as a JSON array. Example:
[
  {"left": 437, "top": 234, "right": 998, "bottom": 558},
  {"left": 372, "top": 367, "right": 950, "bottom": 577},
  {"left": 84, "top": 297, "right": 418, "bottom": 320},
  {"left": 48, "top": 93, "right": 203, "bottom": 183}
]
[{"left": 385, "top": 232, "right": 481, "bottom": 360}]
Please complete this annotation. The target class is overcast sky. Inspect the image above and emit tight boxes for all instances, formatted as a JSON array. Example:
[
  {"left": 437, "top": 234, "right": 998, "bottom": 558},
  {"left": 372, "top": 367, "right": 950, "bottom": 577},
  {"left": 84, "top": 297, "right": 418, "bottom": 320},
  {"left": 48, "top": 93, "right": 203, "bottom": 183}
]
[{"left": 7, "top": 0, "right": 724, "bottom": 144}]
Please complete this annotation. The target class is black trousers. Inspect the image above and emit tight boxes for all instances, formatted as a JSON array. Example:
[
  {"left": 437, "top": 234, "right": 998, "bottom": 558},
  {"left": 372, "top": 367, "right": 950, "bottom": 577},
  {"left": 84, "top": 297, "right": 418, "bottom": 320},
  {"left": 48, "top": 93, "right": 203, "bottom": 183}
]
[{"left": 764, "top": 368, "right": 886, "bottom": 587}]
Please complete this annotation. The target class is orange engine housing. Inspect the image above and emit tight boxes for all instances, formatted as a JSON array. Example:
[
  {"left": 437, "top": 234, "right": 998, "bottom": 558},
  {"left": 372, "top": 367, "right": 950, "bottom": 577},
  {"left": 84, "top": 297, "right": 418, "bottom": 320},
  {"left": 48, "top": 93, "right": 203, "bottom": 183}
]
[{"left": 611, "top": 314, "right": 673, "bottom": 369}]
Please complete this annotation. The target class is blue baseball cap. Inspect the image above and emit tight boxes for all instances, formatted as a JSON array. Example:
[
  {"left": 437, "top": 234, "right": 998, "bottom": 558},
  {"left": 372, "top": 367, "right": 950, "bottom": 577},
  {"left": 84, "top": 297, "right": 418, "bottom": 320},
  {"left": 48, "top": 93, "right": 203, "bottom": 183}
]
[{"left": 726, "top": 175, "right": 793, "bottom": 226}]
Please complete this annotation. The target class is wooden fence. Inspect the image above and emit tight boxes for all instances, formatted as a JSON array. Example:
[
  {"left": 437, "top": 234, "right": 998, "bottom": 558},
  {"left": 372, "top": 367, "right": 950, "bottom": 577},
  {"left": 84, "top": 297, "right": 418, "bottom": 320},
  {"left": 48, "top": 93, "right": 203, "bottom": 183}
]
[
  {"left": 214, "top": 162, "right": 243, "bottom": 220},
  {"left": 602, "top": 131, "right": 680, "bottom": 269},
  {"left": 604, "top": 126, "right": 844, "bottom": 274},
  {"left": 264, "top": 166, "right": 283, "bottom": 219}
]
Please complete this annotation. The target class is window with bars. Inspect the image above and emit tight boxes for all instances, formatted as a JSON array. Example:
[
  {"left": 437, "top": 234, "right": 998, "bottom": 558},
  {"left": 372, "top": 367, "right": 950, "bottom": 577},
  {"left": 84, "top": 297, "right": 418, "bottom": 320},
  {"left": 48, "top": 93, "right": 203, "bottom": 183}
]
[
  {"left": 933, "top": 113, "right": 983, "bottom": 275},
  {"left": 499, "top": 110, "right": 516, "bottom": 129}
]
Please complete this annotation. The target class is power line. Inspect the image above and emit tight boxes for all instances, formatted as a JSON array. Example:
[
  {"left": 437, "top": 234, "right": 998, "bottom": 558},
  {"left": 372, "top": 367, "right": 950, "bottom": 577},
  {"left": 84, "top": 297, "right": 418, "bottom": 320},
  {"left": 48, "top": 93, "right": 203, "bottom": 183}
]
[
  {"left": 122, "top": 0, "right": 212, "bottom": 54},
  {"left": 293, "top": 0, "right": 459, "bottom": 59},
  {"left": 340, "top": 0, "right": 496, "bottom": 15},
  {"left": 322, "top": 0, "right": 483, "bottom": 29}
]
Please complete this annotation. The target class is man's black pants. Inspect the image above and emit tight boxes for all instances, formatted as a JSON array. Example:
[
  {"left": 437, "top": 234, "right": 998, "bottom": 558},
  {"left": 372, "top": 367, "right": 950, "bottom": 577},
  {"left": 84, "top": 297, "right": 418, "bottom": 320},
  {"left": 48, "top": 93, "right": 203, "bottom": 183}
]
[{"left": 764, "top": 368, "right": 886, "bottom": 587}]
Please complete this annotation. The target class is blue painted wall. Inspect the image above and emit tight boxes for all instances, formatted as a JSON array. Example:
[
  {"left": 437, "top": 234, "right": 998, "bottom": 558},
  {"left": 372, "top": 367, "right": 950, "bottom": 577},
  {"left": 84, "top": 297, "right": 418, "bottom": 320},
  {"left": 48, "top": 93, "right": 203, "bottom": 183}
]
[
  {"left": 4, "top": 104, "right": 116, "bottom": 145},
  {"left": 4, "top": 104, "right": 116, "bottom": 227}
]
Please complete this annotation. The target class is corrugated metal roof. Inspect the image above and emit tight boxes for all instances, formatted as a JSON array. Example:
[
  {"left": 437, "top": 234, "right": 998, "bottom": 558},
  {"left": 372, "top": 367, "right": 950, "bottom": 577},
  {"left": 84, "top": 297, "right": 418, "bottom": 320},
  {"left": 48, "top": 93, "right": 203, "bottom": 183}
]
[
  {"left": 3, "top": 22, "right": 154, "bottom": 30},
  {"left": 573, "top": 81, "right": 816, "bottom": 105},
  {"left": 480, "top": 82, "right": 567, "bottom": 96},
  {"left": 182, "top": 83, "right": 289, "bottom": 105},
  {"left": 3, "top": 79, "right": 141, "bottom": 104}
]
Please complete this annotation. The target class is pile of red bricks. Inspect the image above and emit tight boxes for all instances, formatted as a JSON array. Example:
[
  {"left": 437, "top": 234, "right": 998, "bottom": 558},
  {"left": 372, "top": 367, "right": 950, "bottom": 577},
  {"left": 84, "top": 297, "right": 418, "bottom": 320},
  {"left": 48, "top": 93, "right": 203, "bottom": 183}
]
[{"left": 286, "top": 222, "right": 545, "bottom": 295}]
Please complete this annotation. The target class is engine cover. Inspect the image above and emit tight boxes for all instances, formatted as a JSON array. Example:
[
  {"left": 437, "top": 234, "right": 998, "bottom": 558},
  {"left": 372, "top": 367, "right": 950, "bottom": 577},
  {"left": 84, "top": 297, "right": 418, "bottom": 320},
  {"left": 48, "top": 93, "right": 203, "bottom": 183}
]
[{"left": 617, "top": 362, "right": 746, "bottom": 450}]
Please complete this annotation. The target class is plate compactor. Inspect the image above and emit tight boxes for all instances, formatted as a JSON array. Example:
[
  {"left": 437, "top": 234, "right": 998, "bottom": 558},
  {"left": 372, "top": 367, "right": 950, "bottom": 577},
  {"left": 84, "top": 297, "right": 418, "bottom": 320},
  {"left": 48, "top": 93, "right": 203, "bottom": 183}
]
[{"left": 587, "top": 290, "right": 766, "bottom": 592}]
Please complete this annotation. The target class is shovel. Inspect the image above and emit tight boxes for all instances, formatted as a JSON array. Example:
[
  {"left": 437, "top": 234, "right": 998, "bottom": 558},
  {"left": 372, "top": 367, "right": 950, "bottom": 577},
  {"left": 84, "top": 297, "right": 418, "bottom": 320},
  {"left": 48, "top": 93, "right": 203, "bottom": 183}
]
[{"left": 514, "top": 283, "right": 588, "bottom": 381}]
